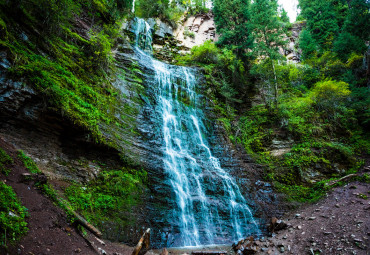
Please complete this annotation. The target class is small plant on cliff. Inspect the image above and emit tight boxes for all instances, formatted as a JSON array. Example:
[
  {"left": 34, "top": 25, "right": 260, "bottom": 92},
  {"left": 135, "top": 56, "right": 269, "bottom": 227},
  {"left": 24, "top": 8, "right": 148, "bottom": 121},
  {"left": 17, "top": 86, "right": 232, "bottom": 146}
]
[{"left": 184, "top": 28, "right": 195, "bottom": 39}]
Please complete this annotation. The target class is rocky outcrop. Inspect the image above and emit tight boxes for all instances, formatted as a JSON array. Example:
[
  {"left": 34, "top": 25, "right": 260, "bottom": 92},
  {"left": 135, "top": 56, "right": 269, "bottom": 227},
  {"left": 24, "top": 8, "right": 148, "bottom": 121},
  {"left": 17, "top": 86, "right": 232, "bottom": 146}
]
[
  {"left": 121, "top": 13, "right": 218, "bottom": 62},
  {"left": 174, "top": 13, "right": 217, "bottom": 52},
  {"left": 281, "top": 21, "right": 306, "bottom": 63}
]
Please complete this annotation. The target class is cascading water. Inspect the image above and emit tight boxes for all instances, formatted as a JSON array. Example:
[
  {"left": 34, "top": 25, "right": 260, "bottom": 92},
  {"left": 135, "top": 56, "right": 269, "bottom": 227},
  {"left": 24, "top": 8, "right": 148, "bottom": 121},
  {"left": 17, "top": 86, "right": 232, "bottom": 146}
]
[{"left": 131, "top": 18, "right": 260, "bottom": 247}]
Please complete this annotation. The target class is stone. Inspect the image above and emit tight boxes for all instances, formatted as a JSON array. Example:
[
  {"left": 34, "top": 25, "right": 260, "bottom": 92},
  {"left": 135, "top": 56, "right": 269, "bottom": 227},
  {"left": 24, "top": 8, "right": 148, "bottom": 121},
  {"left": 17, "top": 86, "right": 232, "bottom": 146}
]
[
  {"left": 161, "top": 248, "right": 168, "bottom": 255},
  {"left": 8, "top": 211, "right": 19, "bottom": 218},
  {"left": 232, "top": 236, "right": 258, "bottom": 255},
  {"left": 268, "top": 217, "right": 288, "bottom": 233},
  {"left": 98, "top": 248, "right": 107, "bottom": 255}
]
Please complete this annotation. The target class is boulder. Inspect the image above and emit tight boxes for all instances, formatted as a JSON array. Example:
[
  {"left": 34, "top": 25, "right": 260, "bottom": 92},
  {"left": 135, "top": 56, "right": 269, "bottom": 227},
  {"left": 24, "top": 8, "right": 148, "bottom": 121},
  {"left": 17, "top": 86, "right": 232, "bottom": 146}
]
[{"left": 268, "top": 217, "right": 288, "bottom": 233}]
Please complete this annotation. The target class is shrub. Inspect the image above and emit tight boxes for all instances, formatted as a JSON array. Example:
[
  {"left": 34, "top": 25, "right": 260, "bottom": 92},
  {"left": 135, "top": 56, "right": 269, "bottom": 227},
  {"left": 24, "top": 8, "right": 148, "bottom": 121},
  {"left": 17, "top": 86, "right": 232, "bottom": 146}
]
[
  {"left": 309, "top": 80, "right": 350, "bottom": 112},
  {"left": 187, "top": 40, "right": 220, "bottom": 65}
]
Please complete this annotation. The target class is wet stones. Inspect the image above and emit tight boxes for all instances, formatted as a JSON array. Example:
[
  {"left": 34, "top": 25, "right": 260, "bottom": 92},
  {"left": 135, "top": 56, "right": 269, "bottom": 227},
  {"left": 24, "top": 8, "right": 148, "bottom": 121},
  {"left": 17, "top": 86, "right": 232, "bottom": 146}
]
[{"left": 232, "top": 237, "right": 258, "bottom": 255}]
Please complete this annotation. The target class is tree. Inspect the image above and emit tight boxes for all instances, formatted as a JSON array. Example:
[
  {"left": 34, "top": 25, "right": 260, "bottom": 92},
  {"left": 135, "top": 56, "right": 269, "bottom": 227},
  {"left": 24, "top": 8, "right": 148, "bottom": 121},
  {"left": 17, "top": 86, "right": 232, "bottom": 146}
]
[
  {"left": 333, "top": 0, "right": 370, "bottom": 59},
  {"left": 299, "top": 29, "right": 318, "bottom": 60},
  {"left": 250, "top": 0, "right": 287, "bottom": 110},
  {"left": 213, "top": 0, "right": 254, "bottom": 58},
  {"left": 298, "top": 0, "right": 339, "bottom": 50},
  {"left": 279, "top": 8, "right": 290, "bottom": 24}
]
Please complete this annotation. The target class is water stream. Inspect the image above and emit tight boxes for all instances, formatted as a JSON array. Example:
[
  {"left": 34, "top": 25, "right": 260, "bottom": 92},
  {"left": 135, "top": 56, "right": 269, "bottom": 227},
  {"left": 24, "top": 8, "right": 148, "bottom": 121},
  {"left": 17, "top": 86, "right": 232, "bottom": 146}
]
[{"left": 131, "top": 18, "right": 260, "bottom": 247}]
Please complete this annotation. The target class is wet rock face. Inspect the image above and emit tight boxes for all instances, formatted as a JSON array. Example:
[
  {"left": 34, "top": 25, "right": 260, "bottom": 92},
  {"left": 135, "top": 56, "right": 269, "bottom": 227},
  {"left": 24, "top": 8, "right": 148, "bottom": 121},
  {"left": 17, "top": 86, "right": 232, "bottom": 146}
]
[{"left": 0, "top": 32, "right": 283, "bottom": 248}]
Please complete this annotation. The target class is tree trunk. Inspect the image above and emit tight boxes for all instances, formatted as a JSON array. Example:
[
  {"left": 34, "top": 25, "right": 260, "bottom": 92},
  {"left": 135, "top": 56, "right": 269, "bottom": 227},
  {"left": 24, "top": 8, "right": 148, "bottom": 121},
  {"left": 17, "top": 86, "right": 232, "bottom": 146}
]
[
  {"left": 271, "top": 60, "right": 278, "bottom": 110},
  {"left": 132, "top": 228, "right": 151, "bottom": 255}
]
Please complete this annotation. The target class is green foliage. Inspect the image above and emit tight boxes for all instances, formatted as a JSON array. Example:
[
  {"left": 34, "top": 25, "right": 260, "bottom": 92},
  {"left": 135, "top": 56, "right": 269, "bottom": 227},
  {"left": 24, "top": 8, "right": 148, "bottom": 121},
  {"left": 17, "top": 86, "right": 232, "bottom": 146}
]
[
  {"left": 17, "top": 151, "right": 41, "bottom": 174},
  {"left": 0, "top": 149, "right": 13, "bottom": 176},
  {"left": 183, "top": 28, "right": 195, "bottom": 39},
  {"left": 135, "top": 0, "right": 187, "bottom": 27},
  {"left": 274, "top": 181, "right": 328, "bottom": 203},
  {"left": 181, "top": 40, "right": 219, "bottom": 64},
  {"left": 187, "top": 0, "right": 209, "bottom": 15},
  {"left": 356, "top": 173, "right": 370, "bottom": 183},
  {"left": 338, "top": 0, "right": 370, "bottom": 48},
  {"left": 250, "top": 0, "right": 287, "bottom": 61},
  {"left": 213, "top": 0, "right": 254, "bottom": 58},
  {"left": 249, "top": 0, "right": 287, "bottom": 111},
  {"left": 237, "top": 105, "right": 274, "bottom": 153},
  {"left": 298, "top": 0, "right": 339, "bottom": 50},
  {"left": 0, "top": 0, "right": 132, "bottom": 147},
  {"left": 65, "top": 167, "right": 146, "bottom": 227},
  {"left": 279, "top": 8, "right": 290, "bottom": 24},
  {"left": 182, "top": 0, "right": 369, "bottom": 204},
  {"left": 299, "top": 29, "right": 318, "bottom": 60},
  {"left": 333, "top": 32, "right": 367, "bottom": 61},
  {"left": 177, "top": 40, "right": 246, "bottom": 104},
  {"left": 0, "top": 182, "right": 28, "bottom": 248},
  {"left": 310, "top": 79, "right": 350, "bottom": 112},
  {"left": 299, "top": 0, "right": 369, "bottom": 58}
]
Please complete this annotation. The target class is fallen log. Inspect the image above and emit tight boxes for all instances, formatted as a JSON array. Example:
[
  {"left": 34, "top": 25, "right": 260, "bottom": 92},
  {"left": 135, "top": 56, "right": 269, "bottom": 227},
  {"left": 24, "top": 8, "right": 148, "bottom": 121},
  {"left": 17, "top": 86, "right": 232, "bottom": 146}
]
[
  {"left": 58, "top": 199, "right": 102, "bottom": 238},
  {"left": 72, "top": 211, "right": 102, "bottom": 237},
  {"left": 132, "top": 228, "right": 151, "bottom": 255},
  {"left": 325, "top": 174, "right": 357, "bottom": 187}
]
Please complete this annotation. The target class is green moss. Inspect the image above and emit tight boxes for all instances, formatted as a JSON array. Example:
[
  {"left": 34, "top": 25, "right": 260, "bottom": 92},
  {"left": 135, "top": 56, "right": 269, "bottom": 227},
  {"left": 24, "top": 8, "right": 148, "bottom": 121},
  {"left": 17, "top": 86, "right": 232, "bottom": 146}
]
[
  {"left": 0, "top": 0, "right": 136, "bottom": 149},
  {"left": 17, "top": 151, "right": 40, "bottom": 174},
  {"left": 0, "top": 148, "right": 13, "bottom": 176},
  {"left": 0, "top": 182, "right": 28, "bottom": 248},
  {"left": 65, "top": 167, "right": 147, "bottom": 228},
  {"left": 357, "top": 193, "right": 368, "bottom": 200}
]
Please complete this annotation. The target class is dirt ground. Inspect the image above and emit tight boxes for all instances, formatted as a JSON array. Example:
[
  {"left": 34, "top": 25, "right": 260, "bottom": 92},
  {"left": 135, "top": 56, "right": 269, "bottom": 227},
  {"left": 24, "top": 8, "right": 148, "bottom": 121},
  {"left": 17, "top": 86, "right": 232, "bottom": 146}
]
[
  {"left": 259, "top": 180, "right": 370, "bottom": 255},
  {"left": 0, "top": 137, "right": 134, "bottom": 255},
  {"left": 1, "top": 136, "right": 369, "bottom": 255}
]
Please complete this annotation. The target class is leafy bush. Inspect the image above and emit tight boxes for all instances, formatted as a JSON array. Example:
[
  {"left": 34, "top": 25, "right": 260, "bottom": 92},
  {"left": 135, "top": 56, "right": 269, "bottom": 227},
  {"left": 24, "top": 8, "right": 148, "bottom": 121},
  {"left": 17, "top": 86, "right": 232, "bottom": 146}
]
[
  {"left": 309, "top": 80, "right": 350, "bottom": 113},
  {"left": 179, "top": 40, "right": 220, "bottom": 65},
  {"left": 0, "top": 182, "right": 28, "bottom": 248}
]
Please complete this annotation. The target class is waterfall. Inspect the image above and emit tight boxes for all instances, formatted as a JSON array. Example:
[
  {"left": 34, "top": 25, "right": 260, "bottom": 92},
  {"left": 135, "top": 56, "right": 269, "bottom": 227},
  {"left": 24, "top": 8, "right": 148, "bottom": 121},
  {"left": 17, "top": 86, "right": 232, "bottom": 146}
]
[
  {"left": 132, "top": 0, "right": 136, "bottom": 13},
  {"left": 131, "top": 18, "right": 260, "bottom": 247}
]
